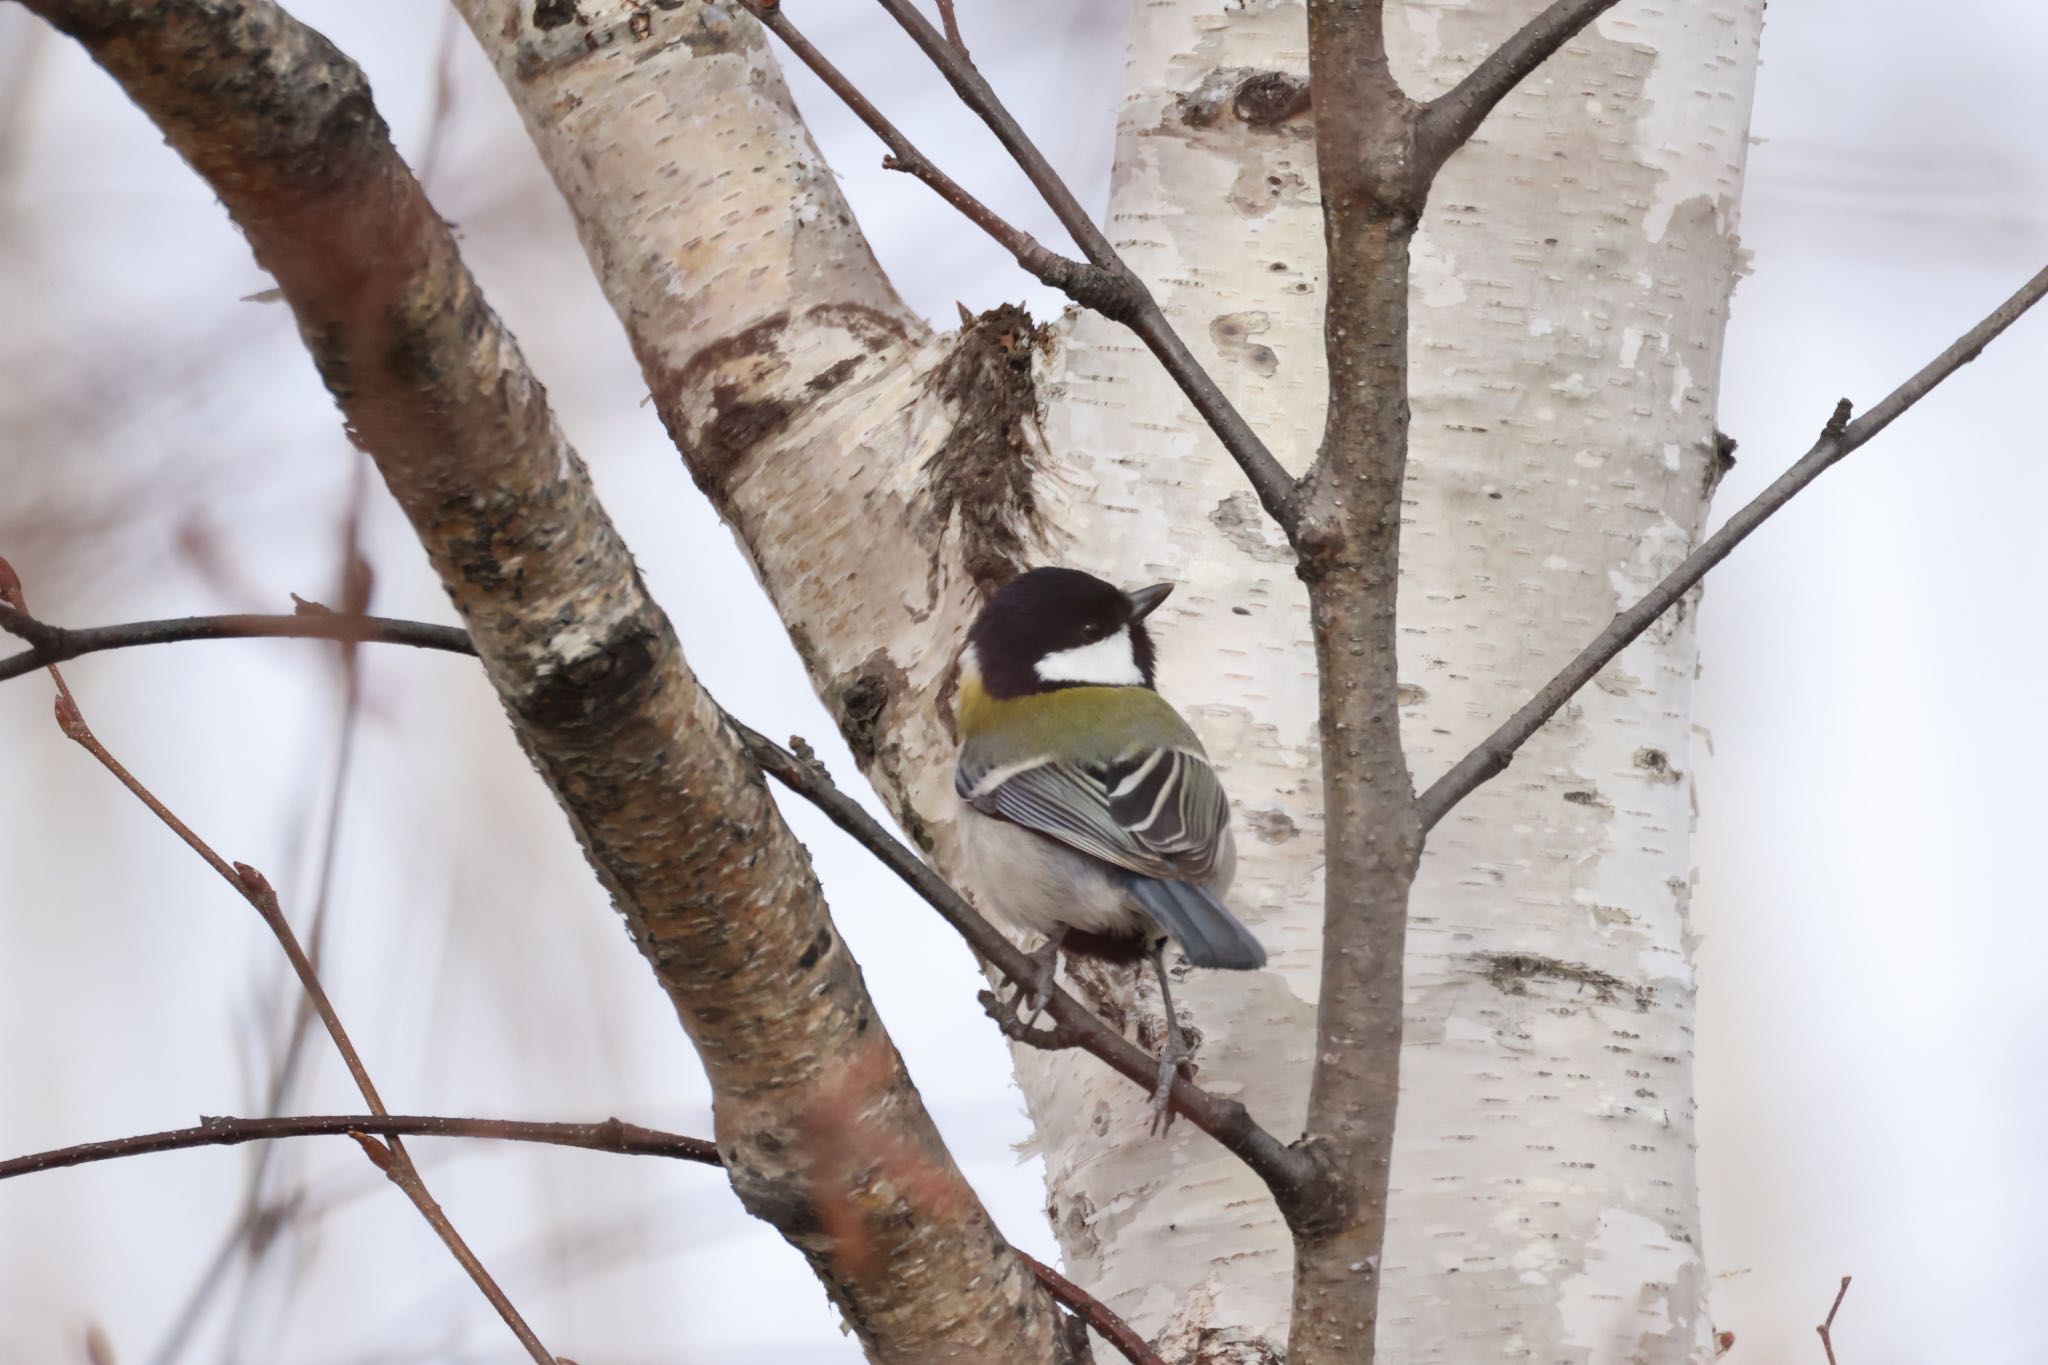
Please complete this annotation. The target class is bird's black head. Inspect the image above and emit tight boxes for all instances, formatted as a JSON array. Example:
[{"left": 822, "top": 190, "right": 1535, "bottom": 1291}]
[{"left": 964, "top": 566, "right": 1173, "bottom": 700}]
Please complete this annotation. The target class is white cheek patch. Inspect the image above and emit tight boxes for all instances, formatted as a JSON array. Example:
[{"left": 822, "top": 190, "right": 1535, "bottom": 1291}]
[{"left": 1035, "top": 628, "right": 1144, "bottom": 686}]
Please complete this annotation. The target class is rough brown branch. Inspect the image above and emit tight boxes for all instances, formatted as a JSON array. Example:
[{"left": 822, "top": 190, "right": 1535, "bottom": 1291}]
[
  {"left": 746, "top": 0, "right": 1302, "bottom": 533},
  {"left": 18, "top": 0, "right": 1077, "bottom": 1357},
  {"left": 1281, "top": 7, "right": 1428, "bottom": 1364},
  {"left": 1418, "top": 262, "right": 2048, "bottom": 830},
  {"left": 1416, "top": 0, "right": 1625, "bottom": 172},
  {"left": 0, "top": 566, "right": 554, "bottom": 1364}
]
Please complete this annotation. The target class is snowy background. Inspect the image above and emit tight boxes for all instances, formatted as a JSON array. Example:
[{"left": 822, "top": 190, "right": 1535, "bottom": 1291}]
[{"left": 1, "top": 2, "right": 2043, "bottom": 1361}]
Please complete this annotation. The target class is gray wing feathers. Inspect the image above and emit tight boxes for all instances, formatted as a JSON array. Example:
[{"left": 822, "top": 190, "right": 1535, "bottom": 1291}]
[
  {"left": 960, "top": 746, "right": 1229, "bottom": 883},
  {"left": 1125, "top": 878, "right": 1266, "bottom": 970},
  {"left": 960, "top": 740, "right": 1266, "bottom": 969}
]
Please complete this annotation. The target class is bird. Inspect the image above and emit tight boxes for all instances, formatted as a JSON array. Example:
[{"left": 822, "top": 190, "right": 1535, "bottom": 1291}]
[{"left": 952, "top": 566, "right": 1265, "bottom": 1122}]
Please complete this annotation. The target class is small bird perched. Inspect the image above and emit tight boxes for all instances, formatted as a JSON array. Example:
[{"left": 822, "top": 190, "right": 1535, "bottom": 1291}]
[{"left": 953, "top": 566, "right": 1265, "bottom": 1119}]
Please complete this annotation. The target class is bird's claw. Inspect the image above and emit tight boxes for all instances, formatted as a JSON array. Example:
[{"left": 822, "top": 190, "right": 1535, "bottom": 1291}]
[
  {"left": 1013, "top": 935, "right": 1063, "bottom": 1023},
  {"left": 1149, "top": 1035, "right": 1193, "bottom": 1135}
]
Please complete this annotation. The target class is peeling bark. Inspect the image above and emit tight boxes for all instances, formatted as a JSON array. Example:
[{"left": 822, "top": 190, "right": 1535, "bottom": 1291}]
[
  {"left": 25, "top": 1, "right": 1083, "bottom": 1359},
  {"left": 465, "top": 0, "right": 1762, "bottom": 1359}
]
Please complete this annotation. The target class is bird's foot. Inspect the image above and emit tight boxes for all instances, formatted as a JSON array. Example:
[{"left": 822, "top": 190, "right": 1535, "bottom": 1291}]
[
  {"left": 1149, "top": 1032, "right": 1194, "bottom": 1136},
  {"left": 977, "top": 988, "right": 1082, "bottom": 1051},
  {"left": 1016, "top": 934, "right": 1063, "bottom": 1023}
]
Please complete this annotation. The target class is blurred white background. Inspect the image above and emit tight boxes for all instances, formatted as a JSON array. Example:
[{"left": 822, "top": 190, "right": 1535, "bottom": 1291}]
[{"left": 0, "top": 2, "right": 2042, "bottom": 1362}]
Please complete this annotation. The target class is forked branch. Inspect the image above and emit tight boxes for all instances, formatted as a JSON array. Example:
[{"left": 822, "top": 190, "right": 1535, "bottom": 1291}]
[
  {"left": 1818, "top": 1275, "right": 1852, "bottom": 1365},
  {"left": 1419, "top": 263, "right": 2048, "bottom": 830},
  {"left": 0, "top": 566, "right": 554, "bottom": 1364},
  {"left": 1416, "top": 0, "right": 1625, "bottom": 172},
  {"left": 738, "top": 0, "right": 1301, "bottom": 533}
]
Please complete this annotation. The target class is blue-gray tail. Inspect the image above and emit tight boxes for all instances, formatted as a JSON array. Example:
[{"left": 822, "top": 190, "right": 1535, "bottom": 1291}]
[{"left": 1125, "top": 877, "right": 1266, "bottom": 970}]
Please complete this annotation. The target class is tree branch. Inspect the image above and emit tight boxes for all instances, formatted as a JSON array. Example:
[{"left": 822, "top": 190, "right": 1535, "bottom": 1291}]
[
  {"left": 0, "top": 1114, "right": 720, "bottom": 1183},
  {"left": 1415, "top": 0, "right": 1624, "bottom": 172},
  {"left": 1418, "top": 262, "right": 2048, "bottom": 831},
  {"left": 728, "top": 721, "right": 1325, "bottom": 1217},
  {"left": 739, "top": 0, "right": 1301, "bottom": 533},
  {"left": 1023, "top": 1257, "right": 1170, "bottom": 1365},
  {"left": 0, "top": 606, "right": 470, "bottom": 682},
  {"left": 1279, "top": 7, "right": 1428, "bottom": 1363},
  {"left": 734, "top": 2, "right": 1124, "bottom": 313},
  {"left": 1817, "top": 1275, "right": 1852, "bottom": 1365},
  {"left": 20, "top": 0, "right": 1075, "bottom": 1355},
  {"left": 3, "top": 1111, "right": 1169, "bottom": 1365},
  {"left": 0, "top": 566, "right": 555, "bottom": 1364},
  {"left": 0, "top": 598, "right": 1317, "bottom": 1213}
]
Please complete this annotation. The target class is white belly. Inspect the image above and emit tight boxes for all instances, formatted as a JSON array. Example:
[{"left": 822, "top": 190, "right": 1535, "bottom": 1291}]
[{"left": 957, "top": 803, "right": 1148, "bottom": 942}]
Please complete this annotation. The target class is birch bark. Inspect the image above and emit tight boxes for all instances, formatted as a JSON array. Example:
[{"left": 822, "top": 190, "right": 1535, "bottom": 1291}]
[
  {"left": 1021, "top": 4, "right": 1761, "bottom": 1358},
  {"left": 466, "top": 1, "right": 1762, "bottom": 1358}
]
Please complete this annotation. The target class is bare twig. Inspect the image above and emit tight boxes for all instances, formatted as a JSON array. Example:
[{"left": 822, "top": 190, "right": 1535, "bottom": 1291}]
[
  {"left": 738, "top": 0, "right": 1300, "bottom": 533},
  {"left": 875, "top": 0, "right": 1301, "bottom": 531},
  {"left": 935, "top": 0, "right": 968, "bottom": 59},
  {"left": 1416, "top": 0, "right": 1625, "bottom": 171},
  {"left": 729, "top": 722, "right": 1324, "bottom": 1216},
  {"left": 1021, "top": 1254, "right": 1170, "bottom": 1365},
  {"left": 1418, "top": 262, "right": 2048, "bottom": 830},
  {"left": 0, "top": 607, "right": 470, "bottom": 681},
  {"left": 0, "top": 566, "right": 554, "bottom": 1365},
  {"left": 1817, "top": 1275, "right": 1852, "bottom": 1365},
  {"left": 0, "top": 1113, "right": 719, "bottom": 1182},
  {"left": 6, "top": 1114, "right": 1173, "bottom": 1365},
  {"left": 736, "top": 4, "right": 1090, "bottom": 288},
  {"left": 211, "top": 462, "right": 376, "bottom": 1362},
  {"left": 0, "top": 593, "right": 1315, "bottom": 1204}
]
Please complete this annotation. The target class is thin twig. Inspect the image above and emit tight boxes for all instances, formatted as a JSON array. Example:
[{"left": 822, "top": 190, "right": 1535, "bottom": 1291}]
[
  {"left": 1418, "top": 262, "right": 2048, "bottom": 831},
  {"left": 0, "top": 566, "right": 554, "bottom": 1365},
  {"left": 0, "top": 1114, "right": 718, "bottom": 1182},
  {"left": 1415, "top": 0, "right": 1624, "bottom": 171},
  {"left": 0, "top": 599, "right": 1319, "bottom": 1207},
  {"left": 4, "top": 1114, "right": 1173, "bottom": 1365},
  {"left": 212, "top": 461, "right": 377, "bottom": 1362},
  {"left": 728, "top": 723, "right": 1323, "bottom": 1215},
  {"left": 737, "top": 0, "right": 1300, "bottom": 533},
  {"left": 874, "top": 0, "right": 1301, "bottom": 532},
  {"left": 1021, "top": 1254, "right": 1169, "bottom": 1365},
  {"left": 0, "top": 607, "right": 470, "bottom": 681},
  {"left": 1817, "top": 1275, "right": 1851, "bottom": 1365},
  {"left": 935, "top": 0, "right": 968, "bottom": 59}
]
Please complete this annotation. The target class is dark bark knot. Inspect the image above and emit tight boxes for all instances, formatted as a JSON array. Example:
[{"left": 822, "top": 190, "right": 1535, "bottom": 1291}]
[
  {"left": 1176, "top": 68, "right": 1312, "bottom": 132},
  {"left": 532, "top": 0, "right": 581, "bottom": 31},
  {"left": 835, "top": 650, "right": 908, "bottom": 769},
  {"left": 513, "top": 620, "right": 662, "bottom": 733},
  {"left": 918, "top": 303, "right": 1052, "bottom": 596}
]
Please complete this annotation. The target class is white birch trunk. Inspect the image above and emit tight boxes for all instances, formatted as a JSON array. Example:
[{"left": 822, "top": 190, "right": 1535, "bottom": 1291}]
[
  {"left": 1014, "top": 3, "right": 1763, "bottom": 1360},
  {"left": 467, "top": 1, "right": 1763, "bottom": 1358}
]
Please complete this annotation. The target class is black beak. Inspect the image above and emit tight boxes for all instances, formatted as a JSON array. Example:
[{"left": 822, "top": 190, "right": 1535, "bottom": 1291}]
[{"left": 1124, "top": 582, "right": 1173, "bottom": 620}]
